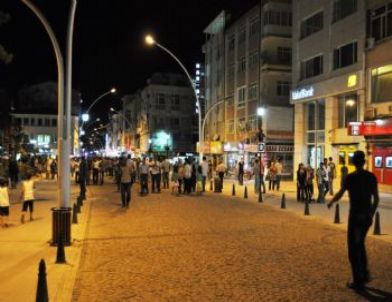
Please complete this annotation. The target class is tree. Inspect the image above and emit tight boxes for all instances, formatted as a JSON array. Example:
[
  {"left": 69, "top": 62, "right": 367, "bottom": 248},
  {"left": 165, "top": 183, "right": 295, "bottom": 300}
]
[{"left": 0, "top": 11, "right": 13, "bottom": 64}]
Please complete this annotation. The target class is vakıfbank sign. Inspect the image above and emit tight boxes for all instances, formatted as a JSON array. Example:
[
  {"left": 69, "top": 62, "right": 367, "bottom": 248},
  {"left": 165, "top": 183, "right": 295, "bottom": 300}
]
[{"left": 291, "top": 87, "right": 314, "bottom": 101}]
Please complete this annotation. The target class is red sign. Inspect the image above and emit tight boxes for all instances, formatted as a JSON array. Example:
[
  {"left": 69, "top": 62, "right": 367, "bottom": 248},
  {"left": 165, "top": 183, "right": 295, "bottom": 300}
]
[{"left": 348, "top": 119, "right": 392, "bottom": 136}]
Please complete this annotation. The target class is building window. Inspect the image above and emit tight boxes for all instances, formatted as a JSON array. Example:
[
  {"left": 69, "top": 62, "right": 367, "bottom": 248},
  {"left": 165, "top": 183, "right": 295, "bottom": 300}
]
[
  {"left": 338, "top": 94, "right": 358, "bottom": 128},
  {"left": 171, "top": 95, "right": 180, "bottom": 109},
  {"left": 277, "top": 81, "right": 291, "bottom": 96},
  {"left": 277, "top": 47, "right": 292, "bottom": 64},
  {"left": 301, "top": 11, "right": 323, "bottom": 39},
  {"left": 247, "top": 115, "right": 258, "bottom": 132},
  {"left": 264, "top": 11, "right": 292, "bottom": 26},
  {"left": 248, "top": 84, "right": 258, "bottom": 100},
  {"left": 372, "top": 65, "right": 392, "bottom": 103},
  {"left": 332, "top": 0, "right": 357, "bottom": 23},
  {"left": 237, "top": 87, "right": 246, "bottom": 108},
  {"left": 369, "top": 4, "right": 392, "bottom": 42},
  {"left": 249, "top": 18, "right": 260, "bottom": 36},
  {"left": 301, "top": 55, "right": 323, "bottom": 79},
  {"left": 156, "top": 94, "right": 165, "bottom": 110},
  {"left": 228, "top": 63, "right": 235, "bottom": 79},
  {"left": 228, "top": 34, "right": 235, "bottom": 50},
  {"left": 237, "top": 117, "right": 246, "bottom": 133},
  {"left": 226, "top": 120, "right": 235, "bottom": 134},
  {"left": 238, "top": 28, "right": 246, "bottom": 44},
  {"left": 52, "top": 119, "right": 57, "bottom": 127},
  {"left": 30, "top": 118, "right": 35, "bottom": 126},
  {"left": 23, "top": 118, "right": 29, "bottom": 126},
  {"left": 38, "top": 118, "right": 42, "bottom": 126},
  {"left": 238, "top": 57, "right": 246, "bottom": 73},
  {"left": 170, "top": 118, "right": 180, "bottom": 128},
  {"left": 45, "top": 119, "right": 50, "bottom": 126},
  {"left": 306, "top": 100, "right": 325, "bottom": 169},
  {"left": 333, "top": 42, "right": 357, "bottom": 69},
  {"left": 249, "top": 52, "right": 259, "bottom": 68},
  {"left": 37, "top": 134, "right": 51, "bottom": 146}
]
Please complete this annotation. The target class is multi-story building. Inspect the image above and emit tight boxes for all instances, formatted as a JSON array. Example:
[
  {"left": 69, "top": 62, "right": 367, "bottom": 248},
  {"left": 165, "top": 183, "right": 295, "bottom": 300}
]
[
  {"left": 291, "top": 0, "right": 367, "bottom": 176},
  {"left": 122, "top": 73, "right": 197, "bottom": 156},
  {"left": 203, "top": 1, "right": 294, "bottom": 174},
  {"left": 359, "top": 0, "right": 392, "bottom": 185}
]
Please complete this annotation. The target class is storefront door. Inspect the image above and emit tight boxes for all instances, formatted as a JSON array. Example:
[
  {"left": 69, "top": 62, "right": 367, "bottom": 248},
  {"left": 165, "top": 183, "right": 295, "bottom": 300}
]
[
  {"left": 337, "top": 145, "right": 357, "bottom": 177},
  {"left": 373, "top": 145, "right": 392, "bottom": 185}
]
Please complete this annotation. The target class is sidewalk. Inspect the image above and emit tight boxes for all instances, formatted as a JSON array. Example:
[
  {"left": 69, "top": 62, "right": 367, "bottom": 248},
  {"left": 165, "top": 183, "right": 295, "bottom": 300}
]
[
  {"left": 0, "top": 179, "right": 91, "bottom": 302},
  {"left": 219, "top": 177, "right": 392, "bottom": 243}
]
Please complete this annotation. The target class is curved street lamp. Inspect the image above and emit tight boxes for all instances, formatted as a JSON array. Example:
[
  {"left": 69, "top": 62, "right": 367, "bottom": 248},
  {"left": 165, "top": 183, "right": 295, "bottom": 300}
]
[
  {"left": 81, "top": 88, "right": 116, "bottom": 126},
  {"left": 145, "top": 34, "right": 203, "bottom": 160}
]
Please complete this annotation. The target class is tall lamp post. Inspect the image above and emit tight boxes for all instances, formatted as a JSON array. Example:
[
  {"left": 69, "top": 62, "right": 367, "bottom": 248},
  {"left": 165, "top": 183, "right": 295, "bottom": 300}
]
[
  {"left": 81, "top": 88, "right": 116, "bottom": 127},
  {"left": 145, "top": 35, "right": 203, "bottom": 160},
  {"left": 21, "top": 0, "right": 76, "bottom": 245},
  {"left": 110, "top": 108, "right": 132, "bottom": 152}
]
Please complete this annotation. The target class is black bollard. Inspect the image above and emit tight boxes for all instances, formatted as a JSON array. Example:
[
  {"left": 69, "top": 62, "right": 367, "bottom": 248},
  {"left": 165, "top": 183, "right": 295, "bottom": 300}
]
[
  {"left": 232, "top": 184, "right": 236, "bottom": 196},
  {"left": 36, "top": 259, "right": 49, "bottom": 302},
  {"left": 281, "top": 193, "right": 286, "bottom": 209},
  {"left": 334, "top": 204, "right": 340, "bottom": 224},
  {"left": 304, "top": 200, "right": 310, "bottom": 216},
  {"left": 56, "top": 232, "right": 66, "bottom": 264},
  {"left": 258, "top": 189, "right": 263, "bottom": 203},
  {"left": 75, "top": 201, "right": 81, "bottom": 214},
  {"left": 77, "top": 196, "right": 82, "bottom": 208},
  {"left": 210, "top": 179, "right": 213, "bottom": 191},
  {"left": 373, "top": 212, "right": 381, "bottom": 235},
  {"left": 72, "top": 204, "right": 78, "bottom": 224},
  {"left": 244, "top": 186, "right": 248, "bottom": 199}
]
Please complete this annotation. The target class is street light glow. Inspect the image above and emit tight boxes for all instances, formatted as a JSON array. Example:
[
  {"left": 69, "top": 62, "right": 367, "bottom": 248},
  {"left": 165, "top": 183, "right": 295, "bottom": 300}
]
[
  {"left": 257, "top": 107, "right": 266, "bottom": 116},
  {"left": 82, "top": 113, "right": 90, "bottom": 122},
  {"left": 110, "top": 88, "right": 116, "bottom": 93},
  {"left": 145, "top": 35, "right": 155, "bottom": 46}
]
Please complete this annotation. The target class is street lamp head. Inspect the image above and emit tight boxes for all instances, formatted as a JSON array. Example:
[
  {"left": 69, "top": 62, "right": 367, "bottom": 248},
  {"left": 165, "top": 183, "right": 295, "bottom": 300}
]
[
  {"left": 110, "top": 88, "right": 116, "bottom": 93},
  {"left": 110, "top": 107, "right": 115, "bottom": 112},
  {"left": 82, "top": 113, "right": 90, "bottom": 122},
  {"left": 257, "top": 107, "right": 266, "bottom": 117},
  {"left": 145, "top": 35, "right": 156, "bottom": 46},
  {"left": 96, "top": 118, "right": 101, "bottom": 122}
]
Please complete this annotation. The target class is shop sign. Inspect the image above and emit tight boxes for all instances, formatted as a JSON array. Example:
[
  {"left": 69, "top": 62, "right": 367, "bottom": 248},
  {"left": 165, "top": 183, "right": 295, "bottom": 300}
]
[
  {"left": 291, "top": 86, "right": 314, "bottom": 101},
  {"left": 347, "top": 74, "right": 357, "bottom": 88},
  {"left": 197, "top": 142, "right": 211, "bottom": 153},
  {"left": 210, "top": 141, "right": 223, "bottom": 154},
  {"left": 224, "top": 142, "right": 238, "bottom": 152},
  {"left": 348, "top": 119, "right": 392, "bottom": 136},
  {"left": 258, "top": 143, "right": 266, "bottom": 152},
  {"left": 244, "top": 144, "right": 258, "bottom": 152},
  {"left": 266, "top": 145, "right": 294, "bottom": 152}
]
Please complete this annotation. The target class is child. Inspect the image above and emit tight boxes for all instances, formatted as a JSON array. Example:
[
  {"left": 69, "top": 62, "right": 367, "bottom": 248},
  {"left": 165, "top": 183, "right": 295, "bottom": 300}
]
[
  {"left": 20, "top": 173, "right": 35, "bottom": 223},
  {"left": 0, "top": 178, "right": 10, "bottom": 228}
]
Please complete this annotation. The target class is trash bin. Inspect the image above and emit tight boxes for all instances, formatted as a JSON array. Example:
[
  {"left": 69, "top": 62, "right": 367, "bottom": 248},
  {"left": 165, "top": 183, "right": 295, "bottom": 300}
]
[
  {"left": 51, "top": 207, "right": 72, "bottom": 246},
  {"left": 214, "top": 177, "right": 222, "bottom": 193}
]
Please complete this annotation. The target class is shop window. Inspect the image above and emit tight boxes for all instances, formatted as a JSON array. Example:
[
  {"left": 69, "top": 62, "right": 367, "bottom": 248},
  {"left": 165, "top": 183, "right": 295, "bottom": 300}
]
[
  {"left": 338, "top": 94, "right": 358, "bottom": 128},
  {"left": 301, "top": 11, "right": 323, "bottom": 39},
  {"left": 332, "top": 0, "right": 357, "bottom": 23},
  {"left": 348, "top": 152, "right": 355, "bottom": 165},
  {"left": 338, "top": 151, "right": 346, "bottom": 165},
  {"left": 333, "top": 42, "right": 357, "bottom": 69},
  {"left": 301, "top": 55, "right": 323, "bottom": 79},
  {"left": 306, "top": 100, "right": 325, "bottom": 168},
  {"left": 386, "top": 157, "right": 392, "bottom": 168},
  {"left": 372, "top": 65, "right": 392, "bottom": 103},
  {"left": 375, "top": 156, "right": 383, "bottom": 168}
]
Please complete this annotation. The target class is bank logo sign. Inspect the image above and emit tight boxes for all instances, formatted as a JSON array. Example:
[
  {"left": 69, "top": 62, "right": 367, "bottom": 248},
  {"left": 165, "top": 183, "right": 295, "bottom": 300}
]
[{"left": 291, "top": 87, "right": 314, "bottom": 101}]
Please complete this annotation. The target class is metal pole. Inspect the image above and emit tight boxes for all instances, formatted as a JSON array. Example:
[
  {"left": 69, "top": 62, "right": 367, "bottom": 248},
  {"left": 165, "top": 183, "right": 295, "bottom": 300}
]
[
  {"left": 155, "top": 42, "right": 202, "bottom": 161},
  {"left": 21, "top": 0, "right": 65, "bottom": 207}
]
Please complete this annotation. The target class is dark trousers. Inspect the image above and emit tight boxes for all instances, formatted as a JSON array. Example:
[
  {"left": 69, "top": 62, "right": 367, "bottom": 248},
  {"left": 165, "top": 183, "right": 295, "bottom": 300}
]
[
  {"left": 79, "top": 179, "right": 86, "bottom": 200},
  {"left": 348, "top": 214, "right": 372, "bottom": 284},
  {"left": 140, "top": 174, "right": 148, "bottom": 194},
  {"left": 93, "top": 168, "right": 99, "bottom": 184},
  {"left": 120, "top": 182, "right": 131, "bottom": 207},
  {"left": 184, "top": 178, "right": 192, "bottom": 194},
  {"left": 152, "top": 174, "right": 160, "bottom": 193},
  {"left": 178, "top": 179, "right": 183, "bottom": 194},
  {"left": 22, "top": 200, "right": 34, "bottom": 213},
  {"left": 162, "top": 172, "right": 169, "bottom": 189},
  {"left": 100, "top": 171, "right": 104, "bottom": 185},
  {"left": 238, "top": 172, "right": 244, "bottom": 185},
  {"left": 275, "top": 175, "right": 281, "bottom": 191},
  {"left": 202, "top": 176, "right": 207, "bottom": 192},
  {"left": 218, "top": 172, "right": 224, "bottom": 189}
]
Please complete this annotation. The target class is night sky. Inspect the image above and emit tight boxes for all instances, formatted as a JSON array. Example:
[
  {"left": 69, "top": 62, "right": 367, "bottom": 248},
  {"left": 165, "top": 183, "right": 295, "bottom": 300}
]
[{"left": 0, "top": 0, "right": 258, "bottom": 117}]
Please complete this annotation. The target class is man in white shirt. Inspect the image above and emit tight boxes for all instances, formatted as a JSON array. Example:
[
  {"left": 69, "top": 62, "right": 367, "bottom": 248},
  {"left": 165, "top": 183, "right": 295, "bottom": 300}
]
[
  {"left": 201, "top": 156, "right": 209, "bottom": 192},
  {"left": 150, "top": 159, "right": 161, "bottom": 193},
  {"left": 161, "top": 157, "right": 171, "bottom": 189}
]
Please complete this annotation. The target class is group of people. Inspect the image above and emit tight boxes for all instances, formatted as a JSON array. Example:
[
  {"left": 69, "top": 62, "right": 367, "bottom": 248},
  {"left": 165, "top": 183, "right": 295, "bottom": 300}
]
[{"left": 296, "top": 157, "right": 344, "bottom": 204}]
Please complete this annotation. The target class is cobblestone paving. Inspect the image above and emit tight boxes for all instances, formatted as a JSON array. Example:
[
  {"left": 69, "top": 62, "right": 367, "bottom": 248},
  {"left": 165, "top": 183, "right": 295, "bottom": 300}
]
[{"left": 72, "top": 183, "right": 392, "bottom": 302}]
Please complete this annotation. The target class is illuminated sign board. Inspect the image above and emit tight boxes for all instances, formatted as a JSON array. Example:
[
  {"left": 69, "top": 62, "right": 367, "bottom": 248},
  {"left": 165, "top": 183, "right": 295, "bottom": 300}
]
[{"left": 291, "top": 87, "right": 314, "bottom": 101}]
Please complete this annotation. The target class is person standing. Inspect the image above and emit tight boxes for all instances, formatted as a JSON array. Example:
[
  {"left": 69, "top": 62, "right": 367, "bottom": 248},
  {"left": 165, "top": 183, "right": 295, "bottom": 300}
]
[
  {"left": 119, "top": 158, "right": 134, "bottom": 208},
  {"left": 340, "top": 159, "right": 349, "bottom": 189},
  {"left": 201, "top": 157, "right": 209, "bottom": 192},
  {"left": 328, "top": 151, "right": 379, "bottom": 290},
  {"left": 150, "top": 159, "right": 160, "bottom": 193},
  {"left": 161, "top": 157, "right": 170, "bottom": 189},
  {"left": 238, "top": 158, "right": 244, "bottom": 186},
  {"left": 305, "top": 165, "right": 315, "bottom": 202},
  {"left": 79, "top": 157, "right": 88, "bottom": 200},
  {"left": 0, "top": 178, "right": 10, "bottom": 228},
  {"left": 92, "top": 158, "right": 100, "bottom": 185},
  {"left": 253, "top": 159, "right": 261, "bottom": 194},
  {"left": 8, "top": 157, "right": 19, "bottom": 189},
  {"left": 316, "top": 162, "right": 328, "bottom": 203},
  {"left": 275, "top": 158, "right": 283, "bottom": 191},
  {"left": 20, "top": 173, "right": 35, "bottom": 223},
  {"left": 296, "top": 163, "right": 307, "bottom": 201},
  {"left": 328, "top": 157, "right": 336, "bottom": 195},
  {"left": 139, "top": 158, "right": 149, "bottom": 195},
  {"left": 177, "top": 160, "right": 185, "bottom": 194},
  {"left": 269, "top": 161, "right": 277, "bottom": 191},
  {"left": 216, "top": 160, "right": 226, "bottom": 191},
  {"left": 184, "top": 159, "right": 192, "bottom": 194}
]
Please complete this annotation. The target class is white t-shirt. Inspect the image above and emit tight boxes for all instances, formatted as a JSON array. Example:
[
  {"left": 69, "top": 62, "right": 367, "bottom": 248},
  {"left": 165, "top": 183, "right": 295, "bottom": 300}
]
[
  {"left": 23, "top": 180, "right": 35, "bottom": 201},
  {"left": 201, "top": 161, "right": 209, "bottom": 177},
  {"left": 0, "top": 187, "right": 10, "bottom": 207}
]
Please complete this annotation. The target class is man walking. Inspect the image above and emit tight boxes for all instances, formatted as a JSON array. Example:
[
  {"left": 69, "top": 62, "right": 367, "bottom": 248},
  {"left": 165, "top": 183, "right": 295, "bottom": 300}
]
[
  {"left": 328, "top": 151, "right": 379, "bottom": 290},
  {"left": 139, "top": 158, "right": 149, "bottom": 195},
  {"left": 328, "top": 157, "right": 336, "bottom": 195},
  {"left": 161, "top": 157, "right": 170, "bottom": 189},
  {"left": 201, "top": 156, "right": 209, "bottom": 192},
  {"left": 79, "top": 157, "right": 88, "bottom": 200},
  {"left": 238, "top": 158, "right": 244, "bottom": 186}
]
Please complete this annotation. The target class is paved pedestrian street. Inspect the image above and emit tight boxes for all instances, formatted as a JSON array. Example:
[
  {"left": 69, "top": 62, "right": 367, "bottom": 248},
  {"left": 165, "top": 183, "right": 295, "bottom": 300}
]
[{"left": 72, "top": 183, "right": 392, "bottom": 302}]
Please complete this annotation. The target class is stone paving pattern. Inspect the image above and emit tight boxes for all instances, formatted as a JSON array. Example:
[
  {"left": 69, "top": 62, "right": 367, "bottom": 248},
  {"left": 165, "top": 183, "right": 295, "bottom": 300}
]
[{"left": 72, "top": 183, "right": 392, "bottom": 302}]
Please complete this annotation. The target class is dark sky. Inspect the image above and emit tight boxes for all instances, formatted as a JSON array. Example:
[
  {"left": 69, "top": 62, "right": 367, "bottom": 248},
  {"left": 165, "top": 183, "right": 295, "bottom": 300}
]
[{"left": 0, "top": 0, "right": 258, "bottom": 117}]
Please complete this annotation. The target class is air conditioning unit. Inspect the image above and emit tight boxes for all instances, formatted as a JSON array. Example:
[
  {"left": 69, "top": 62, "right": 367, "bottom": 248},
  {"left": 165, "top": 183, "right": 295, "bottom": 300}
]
[{"left": 366, "top": 38, "right": 375, "bottom": 50}]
